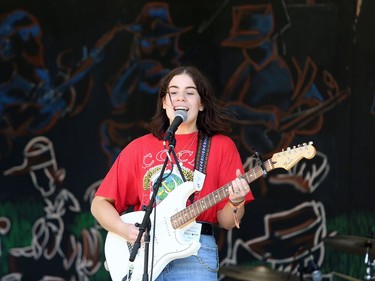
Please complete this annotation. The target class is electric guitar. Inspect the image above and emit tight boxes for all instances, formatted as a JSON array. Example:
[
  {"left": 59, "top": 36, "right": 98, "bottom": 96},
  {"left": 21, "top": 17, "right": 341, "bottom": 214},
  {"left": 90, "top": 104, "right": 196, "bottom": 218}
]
[{"left": 104, "top": 142, "right": 317, "bottom": 281}]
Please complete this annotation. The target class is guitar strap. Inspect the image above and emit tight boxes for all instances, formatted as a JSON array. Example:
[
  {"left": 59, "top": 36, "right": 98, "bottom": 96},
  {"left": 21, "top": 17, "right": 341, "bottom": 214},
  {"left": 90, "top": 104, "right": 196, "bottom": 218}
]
[{"left": 189, "top": 133, "right": 212, "bottom": 203}]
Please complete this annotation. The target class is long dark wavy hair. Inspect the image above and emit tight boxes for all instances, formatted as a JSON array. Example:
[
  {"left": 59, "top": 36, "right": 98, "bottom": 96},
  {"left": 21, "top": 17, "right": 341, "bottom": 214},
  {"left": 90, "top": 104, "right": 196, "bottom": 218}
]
[{"left": 150, "top": 66, "right": 233, "bottom": 139}]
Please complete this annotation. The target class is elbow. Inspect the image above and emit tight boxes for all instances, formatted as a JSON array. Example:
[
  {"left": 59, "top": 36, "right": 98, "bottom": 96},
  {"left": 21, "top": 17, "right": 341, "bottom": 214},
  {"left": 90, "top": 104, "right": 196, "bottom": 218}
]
[
  {"left": 90, "top": 196, "right": 98, "bottom": 219},
  {"left": 217, "top": 213, "right": 237, "bottom": 230},
  {"left": 220, "top": 223, "right": 236, "bottom": 231}
]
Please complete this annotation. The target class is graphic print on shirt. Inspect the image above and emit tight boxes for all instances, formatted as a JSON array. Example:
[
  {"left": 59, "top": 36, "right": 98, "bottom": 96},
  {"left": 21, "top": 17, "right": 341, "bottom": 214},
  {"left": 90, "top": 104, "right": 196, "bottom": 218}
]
[{"left": 142, "top": 163, "right": 194, "bottom": 207}]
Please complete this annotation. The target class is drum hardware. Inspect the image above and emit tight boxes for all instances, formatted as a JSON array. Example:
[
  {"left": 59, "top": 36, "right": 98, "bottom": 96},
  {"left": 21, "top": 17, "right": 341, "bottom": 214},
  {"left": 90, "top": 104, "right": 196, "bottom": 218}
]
[{"left": 364, "top": 241, "right": 375, "bottom": 280}]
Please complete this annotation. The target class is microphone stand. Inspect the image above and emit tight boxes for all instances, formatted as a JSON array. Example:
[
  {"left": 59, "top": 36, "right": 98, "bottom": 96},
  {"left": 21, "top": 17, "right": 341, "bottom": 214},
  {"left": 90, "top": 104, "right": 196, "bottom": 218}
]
[
  {"left": 129, "top": 135, "right": 182, "bottom": 281},
  {"left": 297, "top": 259, "right": 305, "bottom": 281}
]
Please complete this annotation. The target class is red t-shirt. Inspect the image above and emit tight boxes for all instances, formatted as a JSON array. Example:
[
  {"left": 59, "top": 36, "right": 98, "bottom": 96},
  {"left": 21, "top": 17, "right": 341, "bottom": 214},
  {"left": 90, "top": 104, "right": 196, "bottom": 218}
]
[{"left": 96, "top": 132, "right": 254, "bottom": 224}]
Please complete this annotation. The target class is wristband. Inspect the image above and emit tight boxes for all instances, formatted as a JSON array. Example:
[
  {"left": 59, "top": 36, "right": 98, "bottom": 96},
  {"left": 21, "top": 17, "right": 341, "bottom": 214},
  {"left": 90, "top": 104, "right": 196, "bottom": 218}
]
[
  {"left": 229, "top": 197, "right": 245, "bottom": 206},
  {"left": 229, "top": 198, "right": 245, "bottom": 228}
]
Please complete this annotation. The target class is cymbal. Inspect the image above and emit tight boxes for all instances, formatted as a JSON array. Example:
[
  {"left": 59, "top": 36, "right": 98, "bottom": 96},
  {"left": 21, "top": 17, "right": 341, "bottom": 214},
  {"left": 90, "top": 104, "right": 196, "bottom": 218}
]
[
  {"left": 324, "top": 235, "right": 375, "bottom": 257},
  {"left": 219, "top": 265, "right": 300, "bottom": 281}
]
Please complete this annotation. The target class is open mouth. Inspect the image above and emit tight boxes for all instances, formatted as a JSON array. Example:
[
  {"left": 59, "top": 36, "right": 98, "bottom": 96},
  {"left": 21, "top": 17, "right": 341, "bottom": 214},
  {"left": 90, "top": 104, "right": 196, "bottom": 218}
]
[{"left": 174, "top": 106, "right": 188, "bottom": 112}]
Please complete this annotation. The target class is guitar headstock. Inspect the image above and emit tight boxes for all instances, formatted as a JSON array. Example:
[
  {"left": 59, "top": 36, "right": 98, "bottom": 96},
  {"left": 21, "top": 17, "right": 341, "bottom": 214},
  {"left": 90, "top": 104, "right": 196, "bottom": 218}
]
[{"left": 271, "top": 142, "right": 316, "bottom": 170}]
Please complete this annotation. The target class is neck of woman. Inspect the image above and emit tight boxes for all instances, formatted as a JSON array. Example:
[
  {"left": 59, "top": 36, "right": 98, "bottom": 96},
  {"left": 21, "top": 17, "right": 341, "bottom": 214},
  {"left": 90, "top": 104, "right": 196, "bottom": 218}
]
[{"left": 175, "top": 123, "right": 198, "bottom": 135}]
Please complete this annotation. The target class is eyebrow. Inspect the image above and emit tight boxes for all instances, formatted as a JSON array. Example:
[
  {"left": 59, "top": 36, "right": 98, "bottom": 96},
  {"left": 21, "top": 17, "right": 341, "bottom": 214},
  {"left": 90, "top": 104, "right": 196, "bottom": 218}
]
[{"left": 169, "top": 85, "right": 197, "bottom": 91}]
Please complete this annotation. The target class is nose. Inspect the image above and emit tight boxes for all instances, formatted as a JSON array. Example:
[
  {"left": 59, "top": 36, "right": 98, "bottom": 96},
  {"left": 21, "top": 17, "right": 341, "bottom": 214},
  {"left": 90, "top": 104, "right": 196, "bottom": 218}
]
[{"left": 174, "top": 92, "right": 187, "bottom": 101}]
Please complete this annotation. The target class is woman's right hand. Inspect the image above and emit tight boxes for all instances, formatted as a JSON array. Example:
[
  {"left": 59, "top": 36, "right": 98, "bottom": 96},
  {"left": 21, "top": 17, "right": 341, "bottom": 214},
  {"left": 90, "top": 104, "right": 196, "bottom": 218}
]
[{"left": 121, "top": 222, "right": 144, "bottom": 244}]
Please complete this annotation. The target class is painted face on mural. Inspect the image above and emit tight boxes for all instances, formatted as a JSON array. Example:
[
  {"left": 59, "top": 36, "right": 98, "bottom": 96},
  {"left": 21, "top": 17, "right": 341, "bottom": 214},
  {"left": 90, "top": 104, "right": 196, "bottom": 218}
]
[
  {"left": 139, "top": 37, "right": 173, "bottom": 56},
  {"left": 162, "top": 73, "right": 204, "bottom": 134},
  {"left": 29, "top": 165, "right": 66, "bottom": 197}
]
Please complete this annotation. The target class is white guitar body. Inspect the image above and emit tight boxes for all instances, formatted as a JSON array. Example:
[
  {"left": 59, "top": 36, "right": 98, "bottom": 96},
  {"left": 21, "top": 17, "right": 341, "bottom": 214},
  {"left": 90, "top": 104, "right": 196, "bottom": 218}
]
[{"left": 105, "top": 181, "right": 201, "bottom": 281}]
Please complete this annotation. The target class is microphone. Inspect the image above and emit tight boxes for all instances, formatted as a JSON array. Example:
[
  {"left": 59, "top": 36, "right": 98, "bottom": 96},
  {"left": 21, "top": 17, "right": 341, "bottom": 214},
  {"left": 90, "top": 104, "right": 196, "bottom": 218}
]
[
  {"left": 163, "top": 110, "right": 187, "bottom": 141},
  {"left": 307, "top": 253, "right": 322, "bottom": 281}
]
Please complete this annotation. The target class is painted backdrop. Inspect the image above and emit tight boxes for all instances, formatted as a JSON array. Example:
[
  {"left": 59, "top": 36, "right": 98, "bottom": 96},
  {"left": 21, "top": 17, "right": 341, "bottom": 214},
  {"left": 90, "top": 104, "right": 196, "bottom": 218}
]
[{"left": 0, "top": 0, "right": 374, "bottom": 280}]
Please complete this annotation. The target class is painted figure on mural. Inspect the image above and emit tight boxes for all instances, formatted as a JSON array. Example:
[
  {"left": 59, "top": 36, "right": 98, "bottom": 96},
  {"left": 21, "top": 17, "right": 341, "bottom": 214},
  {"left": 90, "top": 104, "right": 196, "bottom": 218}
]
[
  {"left": 219, "top": 3, "right": 349, "bottom": 195},
  {"left": 0, "top": 9, "right": 121, "bottom": 161},
  {"left": 217, "top": 3, "right": 346, "bottom": 277},
  {"left": 221, "top": 4, "right": 325, "bottom": 156},
  {"left": 2, "top": 136, "right": 101, "bottom": 281},
  {"left": 221, "top": 4, "right": 348, "bottom": 157},
  {"left": 100, "top": 2, "right": 192, "bottom": 165}
]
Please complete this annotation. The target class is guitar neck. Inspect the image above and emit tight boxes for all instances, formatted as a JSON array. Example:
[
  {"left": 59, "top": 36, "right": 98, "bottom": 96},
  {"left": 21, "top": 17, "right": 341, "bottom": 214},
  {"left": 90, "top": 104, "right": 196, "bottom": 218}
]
[{"left": 170, "top": 158, "right": 274, "bottom": 229}]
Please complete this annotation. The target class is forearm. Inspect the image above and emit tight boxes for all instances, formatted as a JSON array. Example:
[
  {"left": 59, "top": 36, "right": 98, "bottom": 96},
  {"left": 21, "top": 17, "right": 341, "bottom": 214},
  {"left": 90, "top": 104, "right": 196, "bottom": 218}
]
[
  {"left": 217, "top": 168, "right": 251, "bottom": 229},
  {"left": 91, "top": 196, "right": 125, "bottom": 235},
  {"left": 91, "top": 196, "right": 142, "bottom": 244},
  {"left": 217, "top": 200, "right": 246, "bottom": 230}
]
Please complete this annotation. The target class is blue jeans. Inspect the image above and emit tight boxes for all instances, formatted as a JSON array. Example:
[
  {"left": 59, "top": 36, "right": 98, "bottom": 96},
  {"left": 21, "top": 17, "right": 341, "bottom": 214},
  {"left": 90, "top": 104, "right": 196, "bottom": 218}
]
[{"left": 154, "top": 234, "right": 219, "bottom": 281}]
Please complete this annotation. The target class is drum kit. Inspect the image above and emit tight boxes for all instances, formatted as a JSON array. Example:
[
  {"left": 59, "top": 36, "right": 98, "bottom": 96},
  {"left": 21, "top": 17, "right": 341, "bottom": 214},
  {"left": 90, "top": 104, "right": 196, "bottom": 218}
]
[{"left": 220, "top": 235, "right": 375, "bottom": 281}]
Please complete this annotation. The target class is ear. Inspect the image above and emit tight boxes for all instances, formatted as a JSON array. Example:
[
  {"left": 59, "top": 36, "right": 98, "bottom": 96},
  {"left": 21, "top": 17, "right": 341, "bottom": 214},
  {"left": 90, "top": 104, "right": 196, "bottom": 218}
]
[
  {"left": 162, "top": 97, "right": 167, "bottom": 109},
  {"left": 199, "top": 104, "right": 204, "bottom": 111}
]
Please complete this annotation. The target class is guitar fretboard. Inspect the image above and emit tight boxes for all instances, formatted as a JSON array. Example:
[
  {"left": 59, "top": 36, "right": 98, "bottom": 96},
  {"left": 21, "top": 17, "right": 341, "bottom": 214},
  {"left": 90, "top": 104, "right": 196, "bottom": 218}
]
[{"left": 170, "top": 159, "right": 274, "bottom": 229}]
